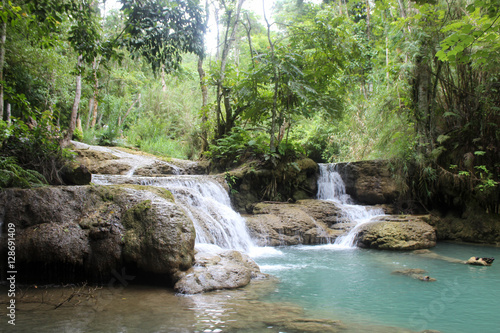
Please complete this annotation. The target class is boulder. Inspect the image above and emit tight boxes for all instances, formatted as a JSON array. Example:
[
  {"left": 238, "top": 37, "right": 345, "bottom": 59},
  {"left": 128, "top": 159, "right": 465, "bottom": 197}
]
[
  {"left": 174, "top": 249, "right": 266, "bottom": 294},
  {"left": 355, "top": 215, "right": 437, "bottom": 250},
  {"left": 465, "top": 257, "right": 494, "bottom": 266},
  {"left": 334, "top": 160, "right": 399, "bottom": 205},
  {"left": 61, "top": 163, "right": 92, "bottom": 185},
  {"left": 245, "top": 200, "right": 346, "bottom": 246},
  {"left": 0, "top": 185, "right": 195, "bottom": 284},
  {"left": 229, "top": 158, "right": 319, "bottom": 213}
]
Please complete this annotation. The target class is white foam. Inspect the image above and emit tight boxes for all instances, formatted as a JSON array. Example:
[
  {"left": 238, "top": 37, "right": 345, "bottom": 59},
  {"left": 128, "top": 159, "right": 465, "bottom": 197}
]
[{"left": 247, "top": 246, "right": 284, "bottom": 258}]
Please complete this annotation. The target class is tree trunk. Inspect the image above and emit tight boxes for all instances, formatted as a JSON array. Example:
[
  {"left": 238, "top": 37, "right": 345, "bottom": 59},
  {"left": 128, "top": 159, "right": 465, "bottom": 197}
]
[
  {"left": 90, "top": 56, "right": 101, "bottom": 128},
  {"left": 119, "top": 93, "right": 141, "bottom": 126},
  {"left": 366, "top": 0, "right": 371, "bottom": 40},
  {"left": 62, "top": 55, "right": 83, "bottom": 147},
  {"left": 198, "top": 56, "right": 209, "bottom": 152},
  {"left": 263, "top": 0, "right": 278, "bottom": 152},
  {"left": 215, "top": 0, "right": 245, "bottom": 139},
  {"left": 413, "top": 52, "right": 433, "bottom": 153},
  {"left": 0, "top": 7, "right": 7, "bottom": 120},
  {"left": 6, "top": 102, "right": 10, "bottom": 124},
  {"left": 243, "top": 13, "right": 255, "bottom": 69},
  {"left": 87, "top": 97, "right": 94, "bottom": 129},
  {"left": 161, "top": 64, "right": 167, "bottom": 92}
]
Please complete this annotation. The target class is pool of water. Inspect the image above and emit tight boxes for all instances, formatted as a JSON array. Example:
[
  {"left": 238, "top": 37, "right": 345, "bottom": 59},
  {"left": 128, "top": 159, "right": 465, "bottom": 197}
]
[
  {"left": 254, "top": 242, "right": 500, "bottom": 333},
  {"left": 2, "top": 242, "right": 498, "bottom": 333}
]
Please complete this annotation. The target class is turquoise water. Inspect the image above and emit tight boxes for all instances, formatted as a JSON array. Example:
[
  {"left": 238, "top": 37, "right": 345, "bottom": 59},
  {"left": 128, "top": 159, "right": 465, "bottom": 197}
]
[{"left": 254, "top": 242, "right": 500, "bottom": 333}]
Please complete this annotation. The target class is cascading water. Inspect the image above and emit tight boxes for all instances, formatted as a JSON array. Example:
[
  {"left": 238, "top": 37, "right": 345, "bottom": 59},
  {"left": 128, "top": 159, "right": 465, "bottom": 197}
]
[
  {"left": 92, "top": 174, "right": 256, "bottom": 253},
  {"left": 317, "top": 163, "right": 384, "bottom": 248}
]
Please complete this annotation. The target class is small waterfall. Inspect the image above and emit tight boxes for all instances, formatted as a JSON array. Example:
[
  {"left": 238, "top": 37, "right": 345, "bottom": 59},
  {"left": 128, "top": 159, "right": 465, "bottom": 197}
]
[
  {"left": 317, "top": 164, "right": 384, "bottom": 248},
  {"left": 92, "top": 175, "right": 255, "bottom": 253}
]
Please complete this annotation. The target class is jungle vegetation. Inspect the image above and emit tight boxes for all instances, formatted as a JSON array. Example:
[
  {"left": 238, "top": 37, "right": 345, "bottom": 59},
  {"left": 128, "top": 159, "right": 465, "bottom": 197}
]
[{"left": 0, "top": 0, "right": 498, "bottom": 213}]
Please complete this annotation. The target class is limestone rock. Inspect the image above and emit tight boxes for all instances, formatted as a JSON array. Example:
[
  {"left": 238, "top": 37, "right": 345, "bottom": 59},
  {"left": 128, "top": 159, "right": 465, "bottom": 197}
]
[
  {"left": 61, "top": 163, "right": 92, "bottom": 185},
  {"left": 72, "top": 142, "right": 209, "bottom": 176},
  {"left": 174, "top": 249, "right": 266, "bottom": 294},
  {"left": 134, "top": 161, "right": 179, "bottom": 176},
  {"left": 335, "top": 160, "right": 399, "bottom": 205},
  {"left": 0, "top": 185, "right": 195, "bottom": 284},
  {"left": 423, "top": 210, "right": 500, "bottom": 245},
  {"left": 465, "top": 257, "right": 494, "bottom": 266},
  {"left": 229, "top": 158, "right": 319, "bottom": 213},
  {"left": 245, "top": 200, "right": 345, "bottom": 246},
  {"left": 355, "top": 215, "right": 437, "bottom": 250},
  {"left": 392, "top": 269, "right": 436, "bottom": 281}
]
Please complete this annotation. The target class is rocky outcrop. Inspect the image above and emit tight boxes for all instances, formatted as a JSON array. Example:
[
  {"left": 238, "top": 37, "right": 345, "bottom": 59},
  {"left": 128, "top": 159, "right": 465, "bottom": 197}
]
[
  {"left": 174, "top": 249, "right": 266, "bottom": 294},
  {"left": 0, "top": 185, "right": 195, "bottom": 284},
  {"left": 245, "top": 200, "right": 349, "bottom": 246},
  {"left": 355, "top": 215, "right": 437, "bottom": 250},
  {"left": 229, "top": 158, "right": 319, "bottom": 213},
  {"left": 71, "top": 141, "right": 209, "bottom": 176},
  {"left": 334, "top": 160, "right": 399, "bottom": 205},
  {"left": 423, "top": 210, "right": 500, "bottom": 245},
  {"left": 61, "top": 163, "right": 92, "bottom": 185}
]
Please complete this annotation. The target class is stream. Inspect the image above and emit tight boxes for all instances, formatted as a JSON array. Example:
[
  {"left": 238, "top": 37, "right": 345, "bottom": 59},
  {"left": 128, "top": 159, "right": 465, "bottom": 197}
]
[{"left": 2, "top": 148, "right": 499, "bottom": 333}]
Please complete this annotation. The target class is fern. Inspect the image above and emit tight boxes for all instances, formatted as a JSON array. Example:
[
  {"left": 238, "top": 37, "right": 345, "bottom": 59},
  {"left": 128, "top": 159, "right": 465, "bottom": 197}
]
[{"left": 0, "top": 156, "right": 47, "bottom": 189}]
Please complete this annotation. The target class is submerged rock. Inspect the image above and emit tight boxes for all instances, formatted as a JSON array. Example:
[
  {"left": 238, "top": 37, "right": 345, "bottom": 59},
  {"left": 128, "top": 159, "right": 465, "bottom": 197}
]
[
  {"left": 392, "top": 269, "right": 436, "bottom": 282},
  {"left": 174, "top": 249, "right": 266, "bottom": 294},
  {"left": 355, "top": 215, "right": 437, "bottom": 250},
  {"left": 0, "top": 185, "right": 195, "bottom": 284}
]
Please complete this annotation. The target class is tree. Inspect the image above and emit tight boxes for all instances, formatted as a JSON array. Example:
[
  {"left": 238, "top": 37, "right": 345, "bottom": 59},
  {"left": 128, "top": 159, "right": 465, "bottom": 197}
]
[{"left": 120, "top": 0, "right": 205, "bottom": 74}]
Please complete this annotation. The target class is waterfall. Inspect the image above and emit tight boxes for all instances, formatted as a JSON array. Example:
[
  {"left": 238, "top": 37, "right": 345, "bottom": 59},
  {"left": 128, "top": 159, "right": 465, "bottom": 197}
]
[
  {"left": 317, "top": 164, "right": 384, "bottom": 248},
  {"left": 92, "top": 175, "right": 256, "bottom": 253}
]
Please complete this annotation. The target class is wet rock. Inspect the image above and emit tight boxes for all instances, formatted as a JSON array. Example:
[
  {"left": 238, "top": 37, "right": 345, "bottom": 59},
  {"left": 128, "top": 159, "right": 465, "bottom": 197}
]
[
  {"left": 245, "top": 200, "right": 344, "bottom": 246},
  {"left": 355, "top": 215, "right": 437, "bottom": 250},
  {"left": 174, "top": 249, "right": 266, "bottom": 294},
  {"left": 465, "top": 256, "right": 495, "bottom": 266},
  {"left": 17, "top": 222, "right": 89, "bottom": 265},
  {"left": 0, "top": 185, "right": 195, "bottom": 284},
  {"left": 71, "top": 142, "right": 209, "bottom": 176},
  {"left": 73, "top": 147, "right": 129, "bottom": 175},
  {"left": 423, "top": 210, "right": 500, "bottom": 245},
  {"left": 392, "top": 269, "right": 436, "bottom": 282},
  {"left": 169, "top": 158, "right": 210, "bottom": 175},
  {"left": 412, "top": 249, "right": 465, "bottom": 264},
  {"left": 134, "top": 161, "right": 179, "bottom": 176},
  {"left": 335, "top": 160, "right": 399, "bottom": 205}
]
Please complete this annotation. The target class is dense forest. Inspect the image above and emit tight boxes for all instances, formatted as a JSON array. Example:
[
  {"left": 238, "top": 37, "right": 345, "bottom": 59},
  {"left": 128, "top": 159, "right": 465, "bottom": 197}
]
[{"left": 0, "top": 0, "right": 498, "bottom": 213}]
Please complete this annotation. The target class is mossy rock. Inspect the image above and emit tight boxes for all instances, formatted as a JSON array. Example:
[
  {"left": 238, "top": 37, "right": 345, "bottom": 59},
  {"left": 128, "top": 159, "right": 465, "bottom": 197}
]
[{"left": 228, "top": 157, "right": 319, "bottom": 213}]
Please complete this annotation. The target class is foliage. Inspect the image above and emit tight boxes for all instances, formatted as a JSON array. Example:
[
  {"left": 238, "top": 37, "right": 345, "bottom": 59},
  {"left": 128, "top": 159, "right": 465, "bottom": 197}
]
[
  {"left": 0, "top": 156, "right": 47, "bottom": 188},
  {"left": 206, "top": 126, "right": 270, "bottom": 169},
  {"left": 121, "top": 0, "right": 206, "bottom": 73},
  {"left": 0, "top": 115, "right": 72, "bottom": 185}
]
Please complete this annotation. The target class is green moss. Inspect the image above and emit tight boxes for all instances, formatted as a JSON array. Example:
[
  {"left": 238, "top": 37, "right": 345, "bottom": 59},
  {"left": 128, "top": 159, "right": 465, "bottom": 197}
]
[
  {"left": 122, "top": 200, "right": 153, "bottom": 230},
  {"left": 89, "top": 185, "right": 117, "bottom": 202},
  {"left": 111, "top": 184, "right": 175, "bottom": 202},
  {"left": 297, "top": 158, "right": 318, "bottom": 172}
]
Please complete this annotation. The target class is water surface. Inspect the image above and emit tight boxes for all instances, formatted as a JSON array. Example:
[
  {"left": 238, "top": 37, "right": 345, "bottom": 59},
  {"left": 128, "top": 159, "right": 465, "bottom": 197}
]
[{"left": 255, "top": 242, "right": 500, "bottom": 333}]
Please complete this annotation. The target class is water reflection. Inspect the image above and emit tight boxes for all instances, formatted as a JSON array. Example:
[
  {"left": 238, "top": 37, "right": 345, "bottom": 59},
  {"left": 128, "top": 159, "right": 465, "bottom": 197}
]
[{"left": 1, "top": 275, "right": 428, "bottom": 333}]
